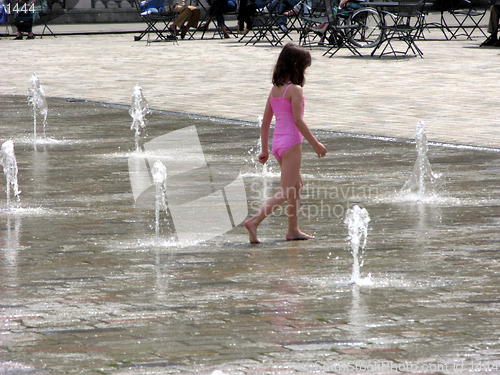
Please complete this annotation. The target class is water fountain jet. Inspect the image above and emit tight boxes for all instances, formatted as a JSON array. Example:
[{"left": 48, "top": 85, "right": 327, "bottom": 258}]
[
  {"left": 27, "top": 73, "right": 48, "bottom": 143},
  {"left": 344, "top": 205, "right": 371, "bottom": 285},
  {"left": 129, "top": 85, "right": 149, "bottom": 152},
  {"left": 151, "top": 160, "right": 167, "bottom": 244},
  {"left": 399, "top": 120, "right": 441, "bottom": 201},
  {"left": 0, "top": 140, "right": 21, "bottom": 211}
]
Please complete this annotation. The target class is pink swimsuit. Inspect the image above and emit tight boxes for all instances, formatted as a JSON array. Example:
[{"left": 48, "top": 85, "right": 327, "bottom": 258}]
[{"left": 270, "top": 84, "right": 304, "bottom": 161}]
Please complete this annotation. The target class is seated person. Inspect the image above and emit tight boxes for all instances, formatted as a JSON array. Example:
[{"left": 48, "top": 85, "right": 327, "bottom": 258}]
[
  {"left": 168, "top": 5, "right": 201, "bottom": 39},
  {"left": 141, "top": 0, "right": 200, "bottom": 39},
  {"left": 13, "top": 0, "right": 46, "bottom": 40},
  {"left": 268, "top": 0, "right": 301, "bottom": 32},
  {"left": 480, "top": 4, "right": 500, "bottom": 47},
  {"left": 295, "top": 0, "right": 365, "bottom": 45},
  {"left": 238, "top": 0, "right": 264, "bottom": 32},
  {"left": 198, "top": 0, "right": 237, "bottom": 38}
]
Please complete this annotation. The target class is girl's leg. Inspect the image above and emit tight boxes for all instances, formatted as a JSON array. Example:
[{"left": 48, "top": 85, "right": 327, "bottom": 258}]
[
  {"left": 285, "top": 173, "right": 314, "bottom": 240},
  {"left": 245, "top": 144, "right": 302, "bottom": 243},
  {"left": 244, "top": 182, "right": 289, "bottom": 243}
]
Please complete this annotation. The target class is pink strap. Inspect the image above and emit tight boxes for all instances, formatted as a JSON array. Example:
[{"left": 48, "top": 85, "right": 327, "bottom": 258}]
[
  {"left": 270, "top": 83, "right": 294, "bottom": 99},
  {"left": 283, "top": 84, "right": 293, "bottom": 98}
]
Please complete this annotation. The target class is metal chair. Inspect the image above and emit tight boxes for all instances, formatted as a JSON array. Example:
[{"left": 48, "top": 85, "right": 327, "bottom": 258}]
[
  {"left": 272, "top": 0, "right": 310, "bottom": 44},
  {"left": 371, "top": 0, "right": 426, "bottom": 58},
  {"left": 320, "top": 0, "right": 384, "bottom": 56},
  {"left": 447, "top": 0, "right": 487, "bottom": 39},
  {"left": 238, "top": 2, "right": 283, "bottom": 45},
  {"left": 423, "top": 0, "right": 487, "bottom": 40},
  {"left": 133, "top": 0, "right": 179, "bottom": 43},
  {"left": 38, "top": 0, "right": 57, "bottom": 38},
  {"left": 196, "top": 0, "right": 239, "bottom": 39},
  {"left": 298, "top": 0, "right": 329, "bottom": 47}
]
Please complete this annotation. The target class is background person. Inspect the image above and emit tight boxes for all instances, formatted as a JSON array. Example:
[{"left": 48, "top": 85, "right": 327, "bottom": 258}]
[
  {"left": 13, "top": 0, "right": 44, "bottom": 40},
  {"left": 480, "top": 4, "right": 500, "bottom": 47},
  {"left": 198, "top": 0, "right": 237, "bottom": 38},
  {"left": 169, "top": 4, "right": 201, "bottom": 39}
]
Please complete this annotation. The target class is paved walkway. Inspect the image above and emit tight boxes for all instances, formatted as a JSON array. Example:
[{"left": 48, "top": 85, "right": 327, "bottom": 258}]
[{"left": 1, "top": 15, "right": 499, "bottom": 149}]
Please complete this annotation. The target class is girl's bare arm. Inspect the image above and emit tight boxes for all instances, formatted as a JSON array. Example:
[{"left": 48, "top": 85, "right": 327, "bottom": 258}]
[
  {"left": 259, "top": 95, "right": 274, "bottom": 164},
  {"left": 289, "top": 86, "right": 327, "bottom": 158}
]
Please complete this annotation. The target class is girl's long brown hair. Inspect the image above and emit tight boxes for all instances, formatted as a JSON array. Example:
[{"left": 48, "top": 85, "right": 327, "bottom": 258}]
[{"left": 272, "top": 43, "right": 312, "bottom": 87}]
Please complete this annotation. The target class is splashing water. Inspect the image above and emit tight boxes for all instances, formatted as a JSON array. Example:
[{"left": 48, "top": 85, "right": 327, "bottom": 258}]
[
  {"left": 0, "top": 140, "right": 21, "bottom": 210},
  {"left": 344, "top": 205, "right": 371, "bottom": 285},
  {"left": 27, "top": 73, "right": 48, "bottom": 142},
  {"left": 129, "top": 85, "right": 149, "bottom": 151},
  {"left": 151, "top": 160, "right": 167, "bottom": 243},
  {"left": 246, "top": 116, "right": 276, "bottom": 177},
  {"left": 399, "top": 120, "right": 442, "bottom": 202}
]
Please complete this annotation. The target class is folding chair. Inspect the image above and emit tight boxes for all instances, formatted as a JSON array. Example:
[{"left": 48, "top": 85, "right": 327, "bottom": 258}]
[
  {"left": 238, "top": 2, "right": 283, "bottom": 45},
  {"left": 196, "top": 0, "right": 239, "bottom": 39},
  {"left": 322, "top": 0, "right": 383, "bottom": 56},
  {"left": 274, "top": 0, "right": 312, "bottom": 45},
  {"left": 446, "top": 0, "right": 487, "bottom": 39},
  {"left": 371, "top": 0, "right": 426, "bottom": 59},
  {"left": 38, "top": 0, "right": 57, "bottom": 38},
  {"left": 420, "top": 0, "right": 451, "bottom": 39},
  {"left": 133, "top": 0, "right": 179, "bottom": 43},
  {"left": 322, "top": 15, "right": 365, "bottom": 56},
  {"left": 265, "top": 0, "right": 304, "bottom": 43},
  {"left": 167, "top": 0, "right": 203, "bottom": 40},
  {"left": 298, "top": 0, "right": 329, "bottom": 48}
]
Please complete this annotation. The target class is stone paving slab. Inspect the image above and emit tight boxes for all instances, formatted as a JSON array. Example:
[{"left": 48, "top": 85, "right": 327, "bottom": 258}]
[{"left": 1, "top": 14, "right": 499, "bottom": 149}]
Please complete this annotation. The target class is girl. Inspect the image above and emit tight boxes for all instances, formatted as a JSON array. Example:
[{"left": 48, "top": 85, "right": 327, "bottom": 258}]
[{"left": 245, "top": 43, "right": 327, "bottom": 244}]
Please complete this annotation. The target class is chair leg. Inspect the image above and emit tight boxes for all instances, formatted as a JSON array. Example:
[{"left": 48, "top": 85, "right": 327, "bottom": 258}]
[
  {"left": 449, "top": 9, "right": 487, "bottom": 40},
  {"left": 39, "top": 14, "right": 56, "bottom": 38}
]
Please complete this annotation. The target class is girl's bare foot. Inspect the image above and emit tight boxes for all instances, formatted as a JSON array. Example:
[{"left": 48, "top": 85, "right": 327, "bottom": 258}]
[
  {"left": 286, "top": 230, "right": 315, "bottom": 241},
  {"left": 244, "top": 219, "right": 260, "bottom": 244}
]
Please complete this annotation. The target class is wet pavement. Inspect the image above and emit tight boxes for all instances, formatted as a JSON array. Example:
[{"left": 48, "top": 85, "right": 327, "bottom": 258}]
[{"left": 1, "top": 95, "right": 500, "bottom": 374}]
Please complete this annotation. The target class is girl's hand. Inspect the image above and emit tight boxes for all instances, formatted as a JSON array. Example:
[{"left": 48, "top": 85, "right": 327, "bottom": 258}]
[
  {"left": 313, "top": 142, "right": 327, "bottom": 159},
  {"left": 258, "top": 151, "right": 269, "bottom": 164}
]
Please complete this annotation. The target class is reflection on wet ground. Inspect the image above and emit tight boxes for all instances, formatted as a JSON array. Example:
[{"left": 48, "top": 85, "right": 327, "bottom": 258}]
[{"left": 1, "top": 96, "right": 500, "bottom": 374}]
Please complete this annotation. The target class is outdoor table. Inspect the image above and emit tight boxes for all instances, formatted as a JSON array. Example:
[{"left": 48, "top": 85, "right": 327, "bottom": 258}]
[
  {"left": 365, "top": 2, "right": 399, "bottom": 8},
  {"left": 359, "top": 2, "right": 400, "bottom": 28}
]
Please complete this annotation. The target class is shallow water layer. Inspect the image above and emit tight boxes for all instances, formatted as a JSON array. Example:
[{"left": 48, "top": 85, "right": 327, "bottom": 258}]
[{"left": 1, "top": 96, "right": 500, "bottom": 374}]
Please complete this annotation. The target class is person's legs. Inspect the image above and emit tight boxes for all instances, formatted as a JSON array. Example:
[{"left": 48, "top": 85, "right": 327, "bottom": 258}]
[
  {"left": 199, "top": 0, "right": 221, "bottom": 30},
  {"left": 281, "top": 146, "right": 314, "bottom": 240},
  {"left": 210, "top": 0, "right": 226, "bottom": 25},
  {"left": 245, "top": 4, "right": 257, "bottom": 29},
  {"left": 488, "top": 4, "right": 500, "bottom": 34},
  {"left": 238, "top": 0, "right": 248, "bottom": 31},
  {"left": 275, "top": 0, "right": 300, "bottom": 28},
  {"left": 215, "top": 7, "right": 225, "bottom": 27},
  {"left": 185, "top": 6, "right": 200, "bottom": 29},
  {"left": 210, "top": 0, "right": 229, "bottom": 37},
  {"left": 245, "top": 144, "right": 304, "bottom": 243},
  {"left": 173, "top": 6, "right": 190, "bottom": 29},
  {"left": 481, "top": 5, "right": 500, "bottom": 46},
  {"left": 179, "top": 7, "right": 200, "bottom": 37},
  {"left": 15, "top": 26, "right": 23, "bottom": 39}
]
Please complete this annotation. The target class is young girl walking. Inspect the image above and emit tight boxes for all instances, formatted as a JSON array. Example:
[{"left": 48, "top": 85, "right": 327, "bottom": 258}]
[{"left": 245, "top": 43, "right": 327, "bottom": 244}]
